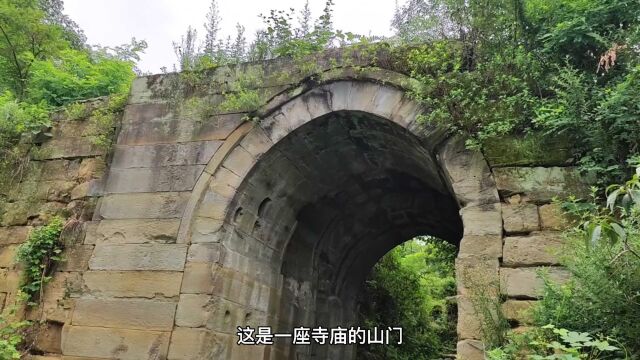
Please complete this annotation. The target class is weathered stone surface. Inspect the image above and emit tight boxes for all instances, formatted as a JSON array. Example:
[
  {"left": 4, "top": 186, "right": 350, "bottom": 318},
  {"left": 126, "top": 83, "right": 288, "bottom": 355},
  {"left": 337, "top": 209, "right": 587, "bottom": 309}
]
[
  {"left": 61, "top": 325, "right": 170, "bottom": 360},
  {"left": 0, "top": 245, "right": 18, "bottom": 267},
  {"left": 503, "top": 232, "right": 564, "bottom": 266},
  {"left": 501, "top": 267, "right": 571, "bottom": 298},
  {"left": 502, "top": 203, "right": 539, "bottom": 234},
  {"left": 175, "top": 294, "right": 211, "bottom": 327},
  {"left": 187, "top": 243, "right": 222, "bottom": 263},
  {"left": 181, "top": 262, "right": 215, "bottom": 294},
  {"left": 457, "top": 296, "right": 482, "bottom": 340},
  {"left": 33, "top": 321, "right": 63, "bottom": 354},
  {"left": 86, "top": 219, "right": 180, "bottom": 244},
  {"left": 457, "top": 340, "right": 485, "bottom": 360},
  {"left": 40, "top": 272, "right": 83, "bottom": 323},
  {"left": 459, "top": 204, "right": 503, "bottom": 258},
  {"left": 118, "top": 110, "right": 244, "bottom": 146},
  {"left": 83, "top": 271, "right": 182, "bottom": 298},
  {"left": 0, "top": 226, "right": 31, "bottom": 245},
  {"left": 89, "top": 244, "right": 188, "bottom": 271},
  {"left": 539, "top": 203, "right": 569, "bottom": 230},
  {"left": 439, "top": 137, "right": 500, "bottom": 206},
  {"left": 72, "top": 298, "right": 176, "bottom": 330},
  {"left": 99, "top": 192, "right": 190, "bottom": 219},
  {"left": 0, "top": 268, "right": 20, "bottom": 293},
  {"left": 493, "top": 167, "right": 588, "bottom": 202},
  {"left": 111, "top": 141, "right": 222, "bottom": 169},
  {"left": 502, "top": 300, "right": 536, "bottom": 325},
  {"left": 38, "top": 138, "right": 104, "bottom": 160},
  {"left": 58, "top": 245, "right": 94, "bottom": 271},
  {"left": 483, "top": 134, "right": 573, "bottom": 167},
  {"left": 460, "top": 204, "right": 503, "bottom": 236},
  {"left": 106, "top": 165, "right": 205, "bottom": 193},
  {"left": 168, "top": 327, "right": 230, "bottom": 360},
  {"left": 456, "top": 257, "right": 500, "bottom": 296},
  {"left": 221, "top": 145, "right": 255, "bottom": 178}
]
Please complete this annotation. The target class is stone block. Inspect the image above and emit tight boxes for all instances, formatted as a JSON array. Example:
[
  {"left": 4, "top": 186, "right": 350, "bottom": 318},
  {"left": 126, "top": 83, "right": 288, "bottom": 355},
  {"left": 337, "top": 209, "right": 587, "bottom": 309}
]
[
  {"left": 118, "top": 111, "right": 243, "bottom": 146},
  {"left": 72, "top": 298, "right": 177, "bottom": 331},
  {"left": 0, "top": 268, "right": 20, "bottom": 293},
  {"left": 77, "top": 157, "right": 106, "bottom": 181},
  {"left": 457, "top": 296, "right": 481, "bottom": 340},
  {"left": 82, "top": 271, "right": 182, "bottom": 298},
  {"left": 61, "top": 325, "right": 170, "bottom": 360},
  {"left": 438, "top": 137, "right": 500, "bottom": 206},
  {"left": 221, "top": 145, "right": 255, "bottom": 178},
  {"left": 98, "top": 192, "right": 190, "bottom": 219},
  {"left": 105, "top": 165, "right": 205, "bottom": 193},
  {"left": 239, "top": 128, "right": 273, "bottom": 159},
  {"left": 40, "top": 272, "right": 83, "bottom": 323},
  {"left": 502, "top": 300, "right": 536, "bottom": 325},
  {"left": 539, "top": 203, "right": 569, "bottom": 230},
  {"left": 0, "top": 226, "right": 31, "bottom": 245},
  {"left": 33, "top": 321, "right": 63, "bottom": 354},
  {"left": 58, "top": 245, "right": 94, "bottom": 271},
  {"left": 175, "top": 294, "right": 211, "bottom": 327},
  {"left": 493, "top": 167, "right": 588, "bottom": 203},
  {"left": 483, "top": 133, "right": 573, "bottom": 167},
  {"left": 457, "top": 340, "right": 485, "bottom": 360},
  {"left": 502, "top": 203, "right": 539, "bottom": 234},
  {"left": 89, "top": 244, "right": 187, "bottom": 271},
  {"left": 459, "top": 235, "right": 503, "bottom": 259},
  {"left": 168, "top": 327, "right": 230, "bottom": 360},
  {"left": 187, "top": 243, "right": 222, "bottom": 263},
  {"left": 86, "top": 219, "right": 180, "bottom": 244},
  {"left": 181, "top": 262, "right": 215, "bottom": 294},
  {"left": 456, "top": 257, "right": 500, "bottom": 297},
  {"left": 460, "top": 203, "right": 503, "bottom": 236},
  {"left": 111, "top": 141, "right": 222, "bottom": 169},
  {"left": 0, "top": 245, "right": 18, "bottom": 267},
  {"left": 38, "top": 138, "right": 104, "bottom": 160},
  {"left": 501, "top": 267, "right": 571, "bottom": 299},
  {"left": 503, "top": 232, "right": 564, "bottom": 266}
]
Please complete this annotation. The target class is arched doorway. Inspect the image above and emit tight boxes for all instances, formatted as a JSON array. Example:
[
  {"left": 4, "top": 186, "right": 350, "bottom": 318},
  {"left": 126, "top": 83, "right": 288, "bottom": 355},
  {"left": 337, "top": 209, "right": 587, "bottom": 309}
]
[{"left": 175, "top": 77, "right": 502, "bottom": 359}]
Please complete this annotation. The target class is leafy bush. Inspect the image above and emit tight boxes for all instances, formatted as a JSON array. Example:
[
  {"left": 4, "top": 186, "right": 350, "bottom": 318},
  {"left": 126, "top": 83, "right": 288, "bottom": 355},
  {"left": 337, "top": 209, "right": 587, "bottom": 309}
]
[
  {"left": 28, "top": 49, "right": 136, "bottom": 107},
  {"left": 487, "top": 325, "right": 627, "bottom": 360},
  {"left": 357, "top": 237, "right": 457, "bottom": 360},
  {"left": 15, "top": 217, "right": 65, "bottom": 304}
]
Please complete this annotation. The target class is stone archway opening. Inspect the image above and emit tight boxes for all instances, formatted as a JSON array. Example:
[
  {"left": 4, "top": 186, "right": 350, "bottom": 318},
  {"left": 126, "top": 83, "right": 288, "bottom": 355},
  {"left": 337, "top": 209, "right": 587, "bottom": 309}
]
[
  {"left": 356, "top": 235, "right": 459, "bottom": 360},
  {"left": 223, "top": 110, "right": 463, "bottom": 359}
]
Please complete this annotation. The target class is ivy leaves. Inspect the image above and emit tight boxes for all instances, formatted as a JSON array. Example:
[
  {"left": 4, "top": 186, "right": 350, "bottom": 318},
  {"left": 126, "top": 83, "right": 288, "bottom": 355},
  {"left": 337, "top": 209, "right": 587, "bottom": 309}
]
[{"left": 15, "top": 216, "right": 64, "bottom": 305}]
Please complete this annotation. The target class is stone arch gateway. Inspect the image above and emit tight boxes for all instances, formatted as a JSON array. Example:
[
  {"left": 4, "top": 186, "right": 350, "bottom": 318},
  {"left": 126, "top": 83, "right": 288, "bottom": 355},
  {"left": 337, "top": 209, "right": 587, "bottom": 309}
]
[
  {"left": 176, "top": 78, "right": 494, "bottom": 359},
  {"left": 2, "top": 56, "right": 580, "bottom": 360}
]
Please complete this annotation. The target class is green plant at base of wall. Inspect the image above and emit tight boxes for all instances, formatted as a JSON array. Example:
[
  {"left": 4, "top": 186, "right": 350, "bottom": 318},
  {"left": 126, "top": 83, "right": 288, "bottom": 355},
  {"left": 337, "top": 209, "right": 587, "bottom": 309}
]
[{"left": 15, "top": 217, "right": 65, "bottom": 305}]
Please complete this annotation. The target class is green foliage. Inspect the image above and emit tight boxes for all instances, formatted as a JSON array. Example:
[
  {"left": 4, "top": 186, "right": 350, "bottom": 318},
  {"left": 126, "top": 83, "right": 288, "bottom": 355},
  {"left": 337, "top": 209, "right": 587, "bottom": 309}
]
[
  {"left": 0, "top": 308, "right": 28, "bottom": 360},
  {"left": 15, "top": 217, "right": 65, "bottom": 305},
  {"left": 357, "top": 237, "right": 457, "bottom": 360},
  {"left": 533, "top": 168, "right": 640, "bottom": 356},
  {"left": 488, "top": 325, "right": 627, "bottom": 360},
  {"left": 28, "top": 48, "right": 136, "bottom": 107}
]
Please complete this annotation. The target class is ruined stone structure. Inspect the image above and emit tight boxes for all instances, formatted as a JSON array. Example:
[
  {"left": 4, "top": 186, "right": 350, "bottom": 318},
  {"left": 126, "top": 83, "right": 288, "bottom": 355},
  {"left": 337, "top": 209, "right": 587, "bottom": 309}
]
[{"left": 0, "top": 53, "right": 585, "bottom": 359}]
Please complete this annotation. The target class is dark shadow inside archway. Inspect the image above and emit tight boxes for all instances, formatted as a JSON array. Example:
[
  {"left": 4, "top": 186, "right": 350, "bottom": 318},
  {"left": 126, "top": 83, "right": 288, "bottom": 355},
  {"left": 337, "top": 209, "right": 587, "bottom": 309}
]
[{"left": 226, "top": 110, "right": 463, "bottom": 359}]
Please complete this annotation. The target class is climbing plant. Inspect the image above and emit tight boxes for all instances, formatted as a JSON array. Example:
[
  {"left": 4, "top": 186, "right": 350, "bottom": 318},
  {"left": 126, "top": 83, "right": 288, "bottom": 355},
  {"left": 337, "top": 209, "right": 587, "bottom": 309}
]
[{"left": 15, "top": 217, "right": 65, "bottom": 305}]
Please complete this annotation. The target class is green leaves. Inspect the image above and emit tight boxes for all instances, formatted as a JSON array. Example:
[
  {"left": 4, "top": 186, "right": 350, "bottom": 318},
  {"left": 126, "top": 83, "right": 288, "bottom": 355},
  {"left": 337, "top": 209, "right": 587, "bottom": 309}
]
[{"left": 15, "top": 216, "right": 65, "bottom": 304}]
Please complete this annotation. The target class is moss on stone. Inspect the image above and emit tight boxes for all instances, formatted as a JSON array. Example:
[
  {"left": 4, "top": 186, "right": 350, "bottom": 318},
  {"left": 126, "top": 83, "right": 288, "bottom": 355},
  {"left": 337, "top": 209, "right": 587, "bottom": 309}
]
[{"left": 483, "top": 133, "right": 574, "bottom": 167}]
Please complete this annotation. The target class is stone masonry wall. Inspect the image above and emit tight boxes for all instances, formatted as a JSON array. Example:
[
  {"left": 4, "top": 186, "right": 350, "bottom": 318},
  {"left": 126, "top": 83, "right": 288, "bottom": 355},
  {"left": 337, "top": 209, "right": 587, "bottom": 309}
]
[
  {"left": 456, "top": 137, "right": 587, "bottom": 358},
  {"left": 0, "top": 53, "right": 589, "bottom": 360},
  {"left": 0, "top": 98, "right": 112, "bottom": 359}
]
